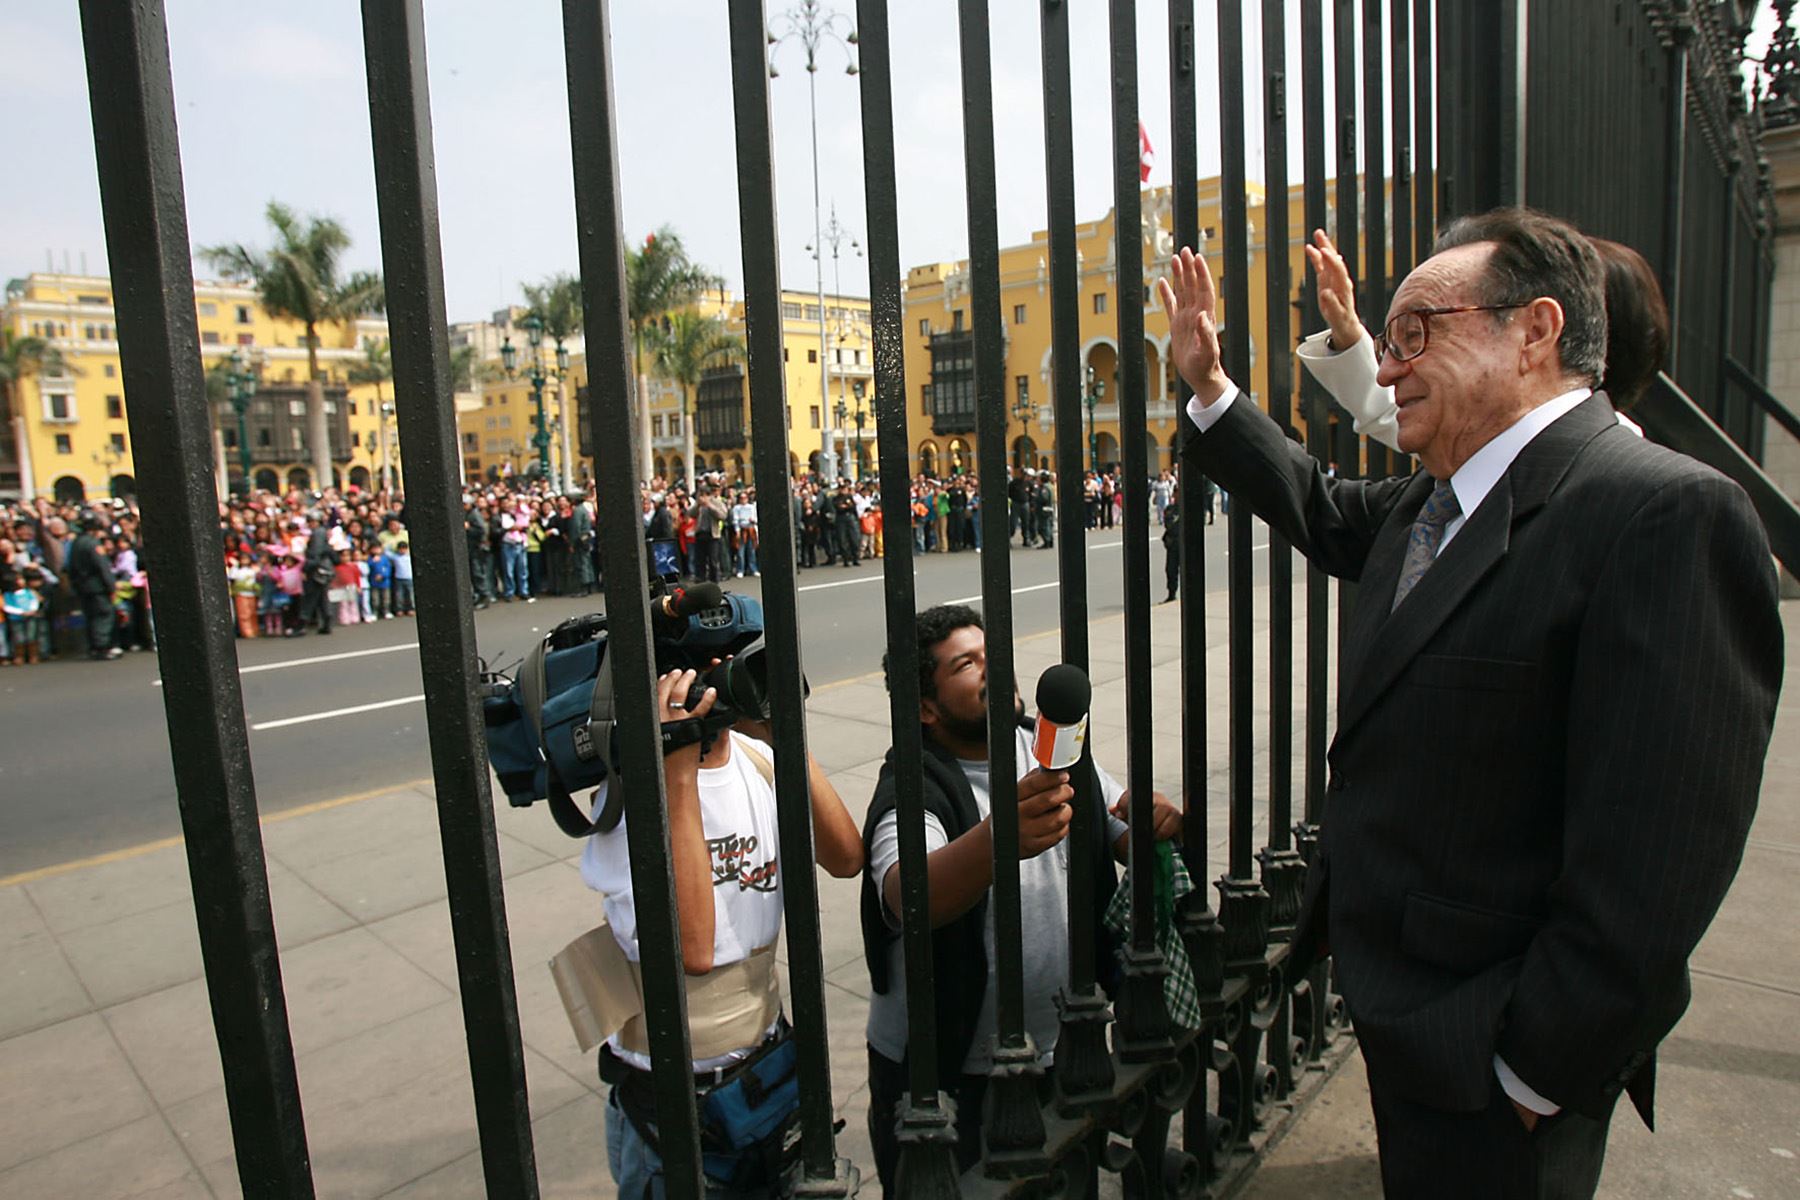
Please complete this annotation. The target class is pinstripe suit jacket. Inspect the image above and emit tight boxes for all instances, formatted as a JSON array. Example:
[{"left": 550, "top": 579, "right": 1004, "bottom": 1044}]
[{"left": 1183, "top": 392, "right": 1782, "bottom": 1128}]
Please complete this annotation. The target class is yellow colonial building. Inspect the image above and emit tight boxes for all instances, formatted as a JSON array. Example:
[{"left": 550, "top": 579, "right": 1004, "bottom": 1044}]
[
  {"left": 900, "top": 176, "right": 1317, "bottom": 478},
  {"left": 2, "top": 272, "right": 394, "bottom": 502},
  {"left": 453, "top": 288, "right": 873, "bottom": 488}
]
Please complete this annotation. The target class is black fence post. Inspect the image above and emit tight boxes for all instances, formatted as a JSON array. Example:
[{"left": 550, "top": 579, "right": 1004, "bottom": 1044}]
[
  {"left": 359, "top": 6, "right": 541, "bottom": 1194},
  {"left": 561, "top": 2, "right": 705, "bottom": 1192},
  {"left": 77, "top": 3, "right": 315, "bottom": 1193},
  {"left": 854, "top": 5, "right": 962, "bottom": 1193}
]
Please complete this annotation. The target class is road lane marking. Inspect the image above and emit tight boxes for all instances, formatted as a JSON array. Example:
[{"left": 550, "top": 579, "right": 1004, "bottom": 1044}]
[
  {"left": 154, "top": 641, "right": 419, "bottom": 686},
  {"left": 250, "top": 694, "right": 425, "bottom": 731},
  {"left": 943, "top": 580, "right": 1062, "bottom": 606}
]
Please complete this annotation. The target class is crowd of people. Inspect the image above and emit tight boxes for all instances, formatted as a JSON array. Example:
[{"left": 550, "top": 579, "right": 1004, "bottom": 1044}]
[{"left": 0, "top": 458, "right": 1212, "bottom": 666}]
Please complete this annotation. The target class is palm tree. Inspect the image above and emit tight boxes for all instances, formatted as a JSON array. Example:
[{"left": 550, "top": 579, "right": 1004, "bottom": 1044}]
[
  {"left": 626, "top": 228, "right": 719, "bottom": 482},
  {"left": 521, "top": 273, "right": 584, "bottom": 490},
  {"left": 200, "top": 201, "right": 384, "bottom": 493},
  {"left": 348, "top": 338, "right": 395, "bottom": 492},
  {"left": 651, "top": 311, "right": 743, "bottom": 487},
  {"left": 1, "top": 331, "right": 71, "bottom": 502}
]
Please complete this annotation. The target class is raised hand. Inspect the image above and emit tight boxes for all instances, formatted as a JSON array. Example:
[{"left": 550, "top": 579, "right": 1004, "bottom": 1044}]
[
  {"left": 1303, "top": 229, "right": 1364, "bottom": 350},
  {"left": 1155, "top": 247, "right": 1230, "bottom": 405}
]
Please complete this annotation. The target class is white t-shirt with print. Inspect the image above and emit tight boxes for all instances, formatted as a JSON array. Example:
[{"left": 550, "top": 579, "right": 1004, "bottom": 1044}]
[{"left": 580, "top": 731, "right": 783, "bottom": 1070}]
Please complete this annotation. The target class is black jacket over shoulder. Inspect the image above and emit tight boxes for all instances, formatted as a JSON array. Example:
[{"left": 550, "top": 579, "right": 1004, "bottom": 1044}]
[
  {"left": 1184, "top": 392, "right": 1782, "bottom": 1128},
  {"left": 860, "top": 720, "right": 1119, "bottom": 1086}
]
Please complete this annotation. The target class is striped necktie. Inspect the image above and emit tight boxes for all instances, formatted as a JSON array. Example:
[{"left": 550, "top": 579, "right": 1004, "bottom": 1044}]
[{"left": 1391, "top": 479, "right": 1461, "bottom": 612}]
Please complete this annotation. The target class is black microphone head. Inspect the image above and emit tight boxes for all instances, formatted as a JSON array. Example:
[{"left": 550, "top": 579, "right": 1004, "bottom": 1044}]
[
  {"left": 1035, "top": 663, "right": 1091, "bottom": 725},
  {"left": 677, "top": 582, "right": 724, "bottom": 616}
]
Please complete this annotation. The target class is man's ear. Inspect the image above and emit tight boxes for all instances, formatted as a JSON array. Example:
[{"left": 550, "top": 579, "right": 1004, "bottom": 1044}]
[
  {"left": 919, "top": 695, "right": 940, "bottom": 731},
  {"left": 1519, "top": 296, "right": 1566, "bottom": 376}
]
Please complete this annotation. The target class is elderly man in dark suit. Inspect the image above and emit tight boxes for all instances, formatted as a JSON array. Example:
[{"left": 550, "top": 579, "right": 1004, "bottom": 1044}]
[{"left": 1160, "top": 208, "right": 1781, "bottom": 1198}]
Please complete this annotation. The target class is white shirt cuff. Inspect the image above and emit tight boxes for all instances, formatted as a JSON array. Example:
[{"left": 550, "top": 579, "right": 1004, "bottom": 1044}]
[
  {"left": 1183, "top": 380, "right": 1241, "bottom": 434},
  {"left": 1494, "top": 1054, "right": 1561, "bottom": 1116}
]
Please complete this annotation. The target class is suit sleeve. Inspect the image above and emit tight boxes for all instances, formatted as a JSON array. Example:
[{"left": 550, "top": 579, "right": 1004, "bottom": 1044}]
[
  {"left": 1295, "top": 331, "right": 1402, "bottom": 452},
  {"left": 1180, "top": 389, "right": 1412, "bottom": 581},
  {"left": 1495, "top": 470, "right": 1783, "bottom": 1116}
]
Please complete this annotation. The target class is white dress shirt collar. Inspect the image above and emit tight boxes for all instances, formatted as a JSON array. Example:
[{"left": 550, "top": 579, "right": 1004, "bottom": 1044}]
[{"left": 1445, "top": 386, "right": 1593, "bottom": 528}]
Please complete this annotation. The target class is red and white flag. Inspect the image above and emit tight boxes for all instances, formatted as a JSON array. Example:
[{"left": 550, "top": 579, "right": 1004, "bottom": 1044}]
[{"left": 1138, "top": 121, "right": 1155, "bottom": 183}]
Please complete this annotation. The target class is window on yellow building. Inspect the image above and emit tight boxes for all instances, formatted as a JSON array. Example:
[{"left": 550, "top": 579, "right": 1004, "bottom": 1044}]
[
  {"left": 1093, "top": 293, "right": 1107, "bottom": 314},
  {"left": 237, "top": 334, "right": 254, "bottom": 346},
  {"left": 807, "top": 348, "right": 817, "bottom": 364},
  {"left": 110, "top": 432, "right": 126, "bottom": 453},
  {"left": 105, "top": 364, "right": 115, "bottom": 377},
  {"left": 352, "top": 431, "right": 361, "bottom": 448},
  {"left": 258, "top": 428, "right": 272, "bottom": 447},
  {"left": 919, "top": 318, "right": 930, "bottom": 336},
  {"left": 45, "top": 394, "right": 73, "bottom": 422},
  {"left": 1013, "top": 304, "right": 1026, "bottom": 324},
  {"left": 952, "top": 311, "right": 964, "bottom": 331},
  {"left": 54, "top": 434, "right": 72, "bottom": 455},
  {"left": 236, "top": 305, "right": 252, "bottom": 324},
  {"left": 783, "top": 348, "right": 789, "bottom": 362},
  {"left": 106, "top": 395, "right": 123, "bottom": 419},
  {"left": 201, "top": 331, "right": 221, "bottom": 345},
  {"left": 199, "top": 302, "right": 217, "bottom": 317},
  {"left": 84, "top": 324, "right": 96, "bottom": 339},
  {"left": 810, "top": 405, "right": 820, "bottom": 429}
]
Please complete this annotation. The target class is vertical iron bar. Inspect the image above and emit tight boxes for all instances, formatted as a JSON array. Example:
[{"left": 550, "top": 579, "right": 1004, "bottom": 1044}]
[
  {"left": 1391, "top": 0, "right": 1414, "bottom": 288},
  {"left": 562, "top": 2, "right": 703, "bottom": 1191},
  {"left": 1256, "top": 0, "right": 1303, "bottom": 939},
  {"left": 1436, "top": 0, "right": 1459, "bottom": 220},
  {"left": 957, "top": 0, "right": 1050, "bottom": 1175},
  {"left": 722, "top": 0, "right": 851, "bottom": 1187},
  {"left": 1298, "top": 0, "right": 1330, "bottom": 838},
  {"left": 1361, "top": 0, "right": 1388, "bottom": 480},
  {"left": 1717, "top": 160, "right": 1741, "bottom": 435},
  {"left": 1111, "top": 0, "right": 1176, "bottom": 1067},
  {"left": 77, "top": 4, "right": 314, "bottom": 1193},
  {"left": 1332, "top": 0, "right": 1363, "bottom": 647},
  {"left": 1412, "top": 0, "right": 1434, "bottom": 262},
  {"left": 855, "top": 4, "right": 962, "bottom": 1190},
  {"left": 1663, "top": 9, "right": 1691, "bottom": 377},
  {"left": 360, "top": 3, "right": 539, "bottom": 1194},
  {"left": 1216, "top": 0, "right": 1271, "bottom": 973},
  {"left": 1043, "top": 0, "right": 1116, "bottom": 1121}
]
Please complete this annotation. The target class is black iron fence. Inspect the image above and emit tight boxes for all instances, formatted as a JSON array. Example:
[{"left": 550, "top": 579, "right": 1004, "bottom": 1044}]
[{"left": 79, "top": 0, "right": 1781, "bottom": 1197}]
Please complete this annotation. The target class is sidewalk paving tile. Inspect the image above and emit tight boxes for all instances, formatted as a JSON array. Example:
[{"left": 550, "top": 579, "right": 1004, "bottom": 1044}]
[
  {"left": 23, "top": 842, "right": 195, "bottom": 935},
  {"left": 0, "top": 1013, "right": 155, "bottom": 1173},
  {"left": 793, "top": 710, "right": 895, "bottom": 774},
  {"left": 171, "top": 998, "right": 590, "bottom": 1200},
  {"left": 0, "top": 1113, "right": 211, "bottom": 1200},
  {"left": 383, "top": 1093, "right": 606, "bottom": 1199},
  {"left": 105, "top": 925, "right": 452, "bottom": 1109},
  {"left": 0, "top": 886, "right": 90, "bottom": 1040},
  {"left": 55, "top": 859, "right": 354, "bottom": 1009}
]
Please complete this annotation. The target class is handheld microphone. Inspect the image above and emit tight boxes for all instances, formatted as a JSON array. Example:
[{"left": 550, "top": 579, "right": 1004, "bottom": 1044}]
[
  {"left": 655, "top": 582, "right": 724, "bottom": 628},
  {"left": 1032, "top": 664, "right": 1092, "bottom": 770}
]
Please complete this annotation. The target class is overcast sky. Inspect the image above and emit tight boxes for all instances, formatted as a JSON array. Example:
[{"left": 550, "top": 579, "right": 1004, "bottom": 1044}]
[{"left": 5, "top": 2, "right": 1780, "bottom": 325}]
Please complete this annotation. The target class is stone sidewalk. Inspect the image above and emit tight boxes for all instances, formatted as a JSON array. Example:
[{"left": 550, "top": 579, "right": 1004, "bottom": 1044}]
[{"left": 2, "top": 592, "right": 1793, "bottom": 1198}]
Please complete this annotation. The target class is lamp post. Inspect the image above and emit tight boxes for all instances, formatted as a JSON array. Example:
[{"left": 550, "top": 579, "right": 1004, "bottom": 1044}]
[
  {"left": 1084, "top": 365, "right": 1106, "bottom": 472},
  {"left": 1011, "top": 380, "right": 1034, "bottom": 471},
  {"left": 851, "top": 378, "right": 868, "bottom": 480},
  {"left": 769, "top": 0, "right": 858, "bottom": 481},
  {"left": 226, "top": 348, "right": 259, "bottom": 493},
  {"left": 501, "top": 314, "right": 569, "bottom": 485},
  {"left": 378, "top": 400, "right": 395, "bottom": 493}
]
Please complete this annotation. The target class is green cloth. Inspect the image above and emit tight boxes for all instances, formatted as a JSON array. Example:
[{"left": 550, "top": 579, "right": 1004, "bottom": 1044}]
[{"left": 1104, "top": 840, "right": 1203, "bottom": 1030}]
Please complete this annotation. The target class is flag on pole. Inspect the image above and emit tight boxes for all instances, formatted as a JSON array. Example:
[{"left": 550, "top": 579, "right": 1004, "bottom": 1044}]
[{"left": 1139, "top": 121, "right": 1155, "bottom": 183}]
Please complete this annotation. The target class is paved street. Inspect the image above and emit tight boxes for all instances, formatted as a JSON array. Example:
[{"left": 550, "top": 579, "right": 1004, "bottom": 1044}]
[{"left": 0, "top": 519, "right": 1262, "bottom": 878}]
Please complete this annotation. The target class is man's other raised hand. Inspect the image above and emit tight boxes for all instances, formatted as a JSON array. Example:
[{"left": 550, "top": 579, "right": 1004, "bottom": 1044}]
[{"left": 1156, "top": 246, "right": 1231, "bottom": 407}]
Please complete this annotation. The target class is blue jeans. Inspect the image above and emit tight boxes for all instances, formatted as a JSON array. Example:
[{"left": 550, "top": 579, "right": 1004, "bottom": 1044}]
[
  {"left": 735, "top": 534, "right": 758, "bottom": 576},
  {"left": 498, "top": 541, "right": 528, "bottom": 598},
  {"left": 605, "top": 1089, "right": 760, "bottom": 1199}
]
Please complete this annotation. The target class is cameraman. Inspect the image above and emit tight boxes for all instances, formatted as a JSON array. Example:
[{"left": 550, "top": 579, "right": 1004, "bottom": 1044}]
[{"left": 581, "top": 667, "right": 864, "bottom": 1197}]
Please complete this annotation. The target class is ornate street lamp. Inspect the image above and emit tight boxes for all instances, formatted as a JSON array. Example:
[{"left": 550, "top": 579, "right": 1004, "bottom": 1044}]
[
  {"left": 1012, "top": 379, "right": 1034, "bottom": 470},
  {"left": 769, "top": 1, "right": 858, "bottom": 480},
  {"left": 851, "top": 378, "right": 868, "bottom": 480},
  {"left": 1084, "top": 365, "right": 1106, "bottom": 472},
  {"left": 226, "top": 348, "right": 259, "bottom": 492},
  {"left": 501, "top": 313, "right": 564, "bottom": 482}
]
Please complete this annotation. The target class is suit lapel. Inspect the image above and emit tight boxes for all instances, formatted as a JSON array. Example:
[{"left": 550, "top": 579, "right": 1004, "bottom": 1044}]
[{"left": 1334, "top": 394, "right": 1620, "bottom": 744}]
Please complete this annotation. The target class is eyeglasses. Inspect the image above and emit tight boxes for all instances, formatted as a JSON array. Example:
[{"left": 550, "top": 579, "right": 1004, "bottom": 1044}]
[{"left": 1373, "top": 303, "right": 1530, "bottom": 363}]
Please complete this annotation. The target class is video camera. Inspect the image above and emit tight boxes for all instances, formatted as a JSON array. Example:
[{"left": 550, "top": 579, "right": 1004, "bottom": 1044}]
[{"left": 481, "top": 538, "right": 799, "bottom": 838}]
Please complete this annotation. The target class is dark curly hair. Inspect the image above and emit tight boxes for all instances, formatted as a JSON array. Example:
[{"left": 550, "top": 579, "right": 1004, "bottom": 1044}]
[{"left": 883, "top": 603, "right": 983, "bottom": 701}]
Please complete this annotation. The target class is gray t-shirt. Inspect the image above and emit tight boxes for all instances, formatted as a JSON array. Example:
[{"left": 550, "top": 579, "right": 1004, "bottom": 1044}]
[{"left": 864, "top": 726, "right": 1127, "bottom": 1074}]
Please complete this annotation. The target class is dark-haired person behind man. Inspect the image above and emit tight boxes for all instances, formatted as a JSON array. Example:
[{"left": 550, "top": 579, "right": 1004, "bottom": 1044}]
[
  {"left": 1160, "top": 208, "right": 1781, "bottom": 1198},
  {"left": 859, "top": 604, "right": 1181, "bottom": 1195}
]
